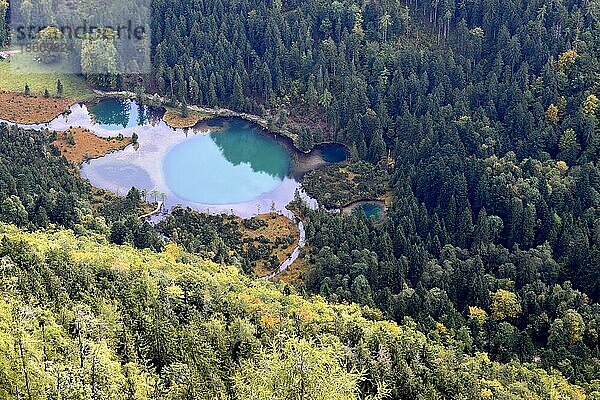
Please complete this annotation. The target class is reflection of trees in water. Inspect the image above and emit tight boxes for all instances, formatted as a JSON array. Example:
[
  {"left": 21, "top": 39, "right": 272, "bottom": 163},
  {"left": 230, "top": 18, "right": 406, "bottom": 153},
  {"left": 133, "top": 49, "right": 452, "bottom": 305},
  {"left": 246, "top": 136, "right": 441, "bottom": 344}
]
[
  {"left": 147, "top": 107, "right": 165, "bottom": 126},
  {"left": 319, "top": 144, "right": 349, "bottom": 163},
  {"left": 210, "top": 125, "right": 290, "bottom": 180},
  {"left": 90, "top": 98, "right": 131, "bottom": 128},
  {"left": 136, "top": 104, "right": 147, "bottom": 127},
  {"left": 89, "top": 99, "right": 164, "bottom": 128}
]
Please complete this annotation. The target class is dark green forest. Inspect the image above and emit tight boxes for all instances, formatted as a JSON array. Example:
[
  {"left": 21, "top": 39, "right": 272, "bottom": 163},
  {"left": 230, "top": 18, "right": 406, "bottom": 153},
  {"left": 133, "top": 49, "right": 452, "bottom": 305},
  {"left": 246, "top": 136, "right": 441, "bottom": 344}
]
[
  {"left": 0, "top": 125, "right": 587, "bottom": 398},
  {"left": 148, "top": 0, "right": 600, "bottom": 386},
  {"left": 0, "top": 0, "right": 599, "bottom": 397},
  {"left": 0, "top": 123, "right": 90, "bottom": 228}
]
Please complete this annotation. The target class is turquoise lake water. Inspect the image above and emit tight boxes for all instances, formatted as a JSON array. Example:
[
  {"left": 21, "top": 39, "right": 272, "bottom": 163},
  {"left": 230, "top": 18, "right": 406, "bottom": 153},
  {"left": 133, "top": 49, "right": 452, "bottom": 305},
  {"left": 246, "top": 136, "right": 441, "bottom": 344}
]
[
  {"left": 163, "top": 121, "right": 291, "bottom": 204},
  {"left": 0, "top": 98, "right": 347, "bottom": 216},
  {"left": 79, "top": 103, "right": 299, "bottom": 215},
  {"left": 344, "top": 201, "right": 385, "bottom": 220},
  {"left": 360, "top": 203, "right": 384, "bottom": 219}
]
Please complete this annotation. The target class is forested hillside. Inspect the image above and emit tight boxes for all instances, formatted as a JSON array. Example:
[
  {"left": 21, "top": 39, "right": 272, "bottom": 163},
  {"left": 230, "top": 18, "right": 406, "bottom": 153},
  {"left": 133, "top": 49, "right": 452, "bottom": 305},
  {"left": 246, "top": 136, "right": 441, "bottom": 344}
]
[
  {"left": 150, "top": 0, "right": 599, "bottom": 160},
  {"left": 0, "top": 0, "right": 7, "bottom": 47},
  {"left": 0, "top": 123, "right": 91, "bottom": 229},
  {"left": 148, "top": 0, "right": 600, "bottom": 386},
  {"left": 0, "top": 0, "right": 599, "bottom": 396},
  {"left": 0, "top": 224, "right": 589, "bottom": 399},
  {"left": 0, "top": 123, "right": 164, "bottom": 250}
]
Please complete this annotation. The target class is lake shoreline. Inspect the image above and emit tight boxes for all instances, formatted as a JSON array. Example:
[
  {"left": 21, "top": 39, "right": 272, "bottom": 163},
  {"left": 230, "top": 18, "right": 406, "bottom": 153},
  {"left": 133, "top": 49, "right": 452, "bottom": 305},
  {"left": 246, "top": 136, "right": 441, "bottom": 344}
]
[
  {"left": 87, "top": 94, "right": 350, "bottom": 181},
  {"left": 0, "top": 95, "right": 347, "bottom": 221},
  {"left": 0, "top": 92, "right": 74, "bottom": 124},
  {"left": 53, "top": 127, "right": 135, "bottom": 166},
  {"left": 91, "top": 89, "right": 350, "bottom": 157}
]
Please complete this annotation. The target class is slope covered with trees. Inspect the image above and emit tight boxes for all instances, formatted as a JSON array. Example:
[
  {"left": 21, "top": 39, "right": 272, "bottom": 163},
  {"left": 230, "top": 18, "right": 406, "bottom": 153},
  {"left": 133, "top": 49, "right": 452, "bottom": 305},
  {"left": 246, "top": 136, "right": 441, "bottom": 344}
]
[
  {"left": 0, "top": 0, "right": 8, "bottom": 47},
  {"left": 149, "top": 0, "right": 600, "bottom": 386},
  {"left": 149, "top": 0, "right": 599, "bottom": 161},
  {"left": 0, "top": 0, "right": 599, "bottom": 395},
  {"left": 0, "top": 224, "right": 590, "bottom": 399},
  {"left": 0, "top": 123, "right": 91, "bottom": 229},
  {"left": 0, "top": 123, "right": 164, "bottom": 250}
]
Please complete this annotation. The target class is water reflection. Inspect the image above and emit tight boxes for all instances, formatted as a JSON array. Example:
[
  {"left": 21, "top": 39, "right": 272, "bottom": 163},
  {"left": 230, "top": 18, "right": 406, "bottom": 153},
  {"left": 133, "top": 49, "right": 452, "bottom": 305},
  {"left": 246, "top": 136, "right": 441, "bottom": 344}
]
[
  {"left": 318, "top": 143, "right": 349, "bottom": 163},
  {"left": 0, "top": 98, "right": 347, "bottom": 217},
  {"left": 82, "top": 161, "right": 154, "bottom": 193},
  {"left": 210, "top": 119, "right": 290, "bottom": 180},
  {"left": 88, "top": 98, "right": 162, "bottom": 130},
  {"left": 162, "top": 127, "right": 291, "bottom": 205}
]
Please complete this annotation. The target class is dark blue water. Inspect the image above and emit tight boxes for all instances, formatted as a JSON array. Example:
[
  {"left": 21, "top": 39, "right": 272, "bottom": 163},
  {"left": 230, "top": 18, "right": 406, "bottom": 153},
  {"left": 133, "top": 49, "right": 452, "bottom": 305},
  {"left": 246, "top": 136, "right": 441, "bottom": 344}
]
[{"left": 318, "top": 143, "right": 349, "bottom": 163}]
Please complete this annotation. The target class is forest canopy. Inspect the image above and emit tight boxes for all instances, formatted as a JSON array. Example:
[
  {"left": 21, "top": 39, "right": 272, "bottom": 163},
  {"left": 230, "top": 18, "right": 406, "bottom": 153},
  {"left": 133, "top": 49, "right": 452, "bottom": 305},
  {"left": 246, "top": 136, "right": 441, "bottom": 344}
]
[
  {"left": 0, "top": 225, "right": 590, "bottom": 399},
  {"left": 0, "top": 0, "right": 599, "bottom": 397},
  {"left": 146, "top": 0, "right": 600, "bottom": 387}
]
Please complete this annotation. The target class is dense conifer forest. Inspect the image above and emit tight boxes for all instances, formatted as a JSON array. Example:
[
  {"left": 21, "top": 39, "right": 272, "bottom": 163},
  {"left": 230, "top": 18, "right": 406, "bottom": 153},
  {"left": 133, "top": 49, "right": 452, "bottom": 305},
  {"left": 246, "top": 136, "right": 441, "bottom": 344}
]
[
  {"left": 0, "top": 0, "right": 599, "bottom": 397},
  {"left": 0, "top": 124, "right": 91, "bottom": 228},
  {"left": 148, "top": 0, "right": 600, "bottom": 387}
]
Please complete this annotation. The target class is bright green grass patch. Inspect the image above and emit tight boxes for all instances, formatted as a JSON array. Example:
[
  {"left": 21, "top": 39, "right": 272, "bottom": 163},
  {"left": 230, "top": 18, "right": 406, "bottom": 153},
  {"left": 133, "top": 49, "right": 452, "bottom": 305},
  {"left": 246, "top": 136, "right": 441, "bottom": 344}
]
[{"left": 0, "top": 50, "right": 95, "bottom": 100}]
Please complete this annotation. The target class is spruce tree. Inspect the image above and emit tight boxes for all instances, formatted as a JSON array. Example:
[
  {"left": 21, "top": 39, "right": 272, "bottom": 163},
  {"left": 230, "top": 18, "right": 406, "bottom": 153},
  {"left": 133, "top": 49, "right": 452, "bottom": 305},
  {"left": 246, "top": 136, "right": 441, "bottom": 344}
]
[
  {"left": 56, "top": 79, "right": 64, "bottom": 97},
  {"left": 180, "top": 100, "right": 189, "bottom": 118}
]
